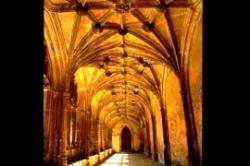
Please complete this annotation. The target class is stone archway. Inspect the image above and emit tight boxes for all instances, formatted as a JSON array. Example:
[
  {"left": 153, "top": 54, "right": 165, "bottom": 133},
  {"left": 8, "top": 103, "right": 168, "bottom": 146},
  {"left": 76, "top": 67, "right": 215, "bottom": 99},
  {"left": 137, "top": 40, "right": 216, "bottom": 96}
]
[{"left": 121, "top": 126, "right": 131, "bottom": 151}]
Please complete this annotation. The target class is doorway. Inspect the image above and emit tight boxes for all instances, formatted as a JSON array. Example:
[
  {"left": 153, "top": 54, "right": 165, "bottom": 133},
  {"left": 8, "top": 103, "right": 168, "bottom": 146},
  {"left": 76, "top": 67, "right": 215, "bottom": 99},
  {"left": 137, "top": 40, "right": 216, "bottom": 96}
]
[{"left": 121, "top": 126, "right": 131, "bottom": 151}]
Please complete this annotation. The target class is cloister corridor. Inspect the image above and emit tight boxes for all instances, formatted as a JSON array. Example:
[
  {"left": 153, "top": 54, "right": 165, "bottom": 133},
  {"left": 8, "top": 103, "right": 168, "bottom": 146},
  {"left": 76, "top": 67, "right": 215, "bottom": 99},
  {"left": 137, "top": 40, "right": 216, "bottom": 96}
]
[{"left": 44, "top": 0, "right": 202, "bottom": 165}]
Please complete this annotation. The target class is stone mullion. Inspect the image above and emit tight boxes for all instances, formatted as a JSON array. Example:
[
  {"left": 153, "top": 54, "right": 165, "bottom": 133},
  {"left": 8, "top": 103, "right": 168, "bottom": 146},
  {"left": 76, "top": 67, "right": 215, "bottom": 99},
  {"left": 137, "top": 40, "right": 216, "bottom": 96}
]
[
  {"left": 72, "top": 107, "right": 77, "bottom": 148},
  {"left": 74, "top": 109, "right": 80, "bottom": 148},
  {"left": 86, "top": 108, "right": 91, "bottom": 158},
  {"left": 67, "top": 107, "right": 72, "bottom": 149},
  {"left": 83, "top": 110, "right": 88, "bottom": 157}
]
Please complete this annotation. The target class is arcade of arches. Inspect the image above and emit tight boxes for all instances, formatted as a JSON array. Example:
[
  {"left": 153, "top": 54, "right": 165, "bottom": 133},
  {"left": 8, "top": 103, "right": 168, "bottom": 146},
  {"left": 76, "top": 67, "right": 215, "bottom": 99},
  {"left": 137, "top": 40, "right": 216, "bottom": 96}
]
[{"left": 43, "top": 0, "right": 202, "bottom": 165}]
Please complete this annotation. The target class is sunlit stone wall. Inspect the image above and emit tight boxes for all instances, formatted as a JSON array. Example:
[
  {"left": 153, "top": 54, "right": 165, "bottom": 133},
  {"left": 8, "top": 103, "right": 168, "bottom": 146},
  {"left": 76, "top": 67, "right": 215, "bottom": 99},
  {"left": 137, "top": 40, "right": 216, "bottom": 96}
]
[
  {"left": 165, "top": 72, "right": 189, "bottom": 166},
  {"left": 189, "top": 19, "right": 202, "bottom": 157}
]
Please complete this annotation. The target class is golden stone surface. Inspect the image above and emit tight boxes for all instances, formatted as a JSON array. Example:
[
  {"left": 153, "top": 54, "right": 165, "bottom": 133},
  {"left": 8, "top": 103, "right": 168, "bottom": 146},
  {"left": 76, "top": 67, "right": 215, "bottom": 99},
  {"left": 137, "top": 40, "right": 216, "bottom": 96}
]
[{"left": 44, "top": 0, "right": 202, "bottom": 165}]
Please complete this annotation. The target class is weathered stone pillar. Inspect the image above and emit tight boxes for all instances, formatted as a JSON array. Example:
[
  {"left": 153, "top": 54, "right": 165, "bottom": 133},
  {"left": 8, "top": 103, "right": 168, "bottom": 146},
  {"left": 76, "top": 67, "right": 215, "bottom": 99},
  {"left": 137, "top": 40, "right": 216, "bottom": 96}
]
[
  {"left": 57, "top": 92, "right": 70, "bottom": 166},
  {"left": 90, "top": 119, "right": 99, "bottom": 154},
  {"left": 72, "top": 106, "right": 77, "bottom": 148},
  {"left": 108, "top": 129, "right": 112, "bottom": 148},
  {"left": 180, "top": 80, "right": 201, "bottom": 166},
  {"left": 85, "top": 107, "right": 91, "bottom": 158},
  {"left": 67, "top": 106, "right": 73, "bottom": 149},
  {"left": 74, "top": 108, "right": 79, "bottom": 148},
  {"left": 52, "top": 91, "right": 62, "bottom": 164},
  {"left": 146, "top": 123, "right": 151, "bottom": 157},
  {"left": 152, "top": 116, "right": 158, "bottom": 161},
  {"left": 101, "top": 124, "right": 106, "bottom": 151},
  {"left": 106, "top": 126, "right": 109, "bottom": 149},
  {"left": 160, "top": 106, "right": 172, "bottom": 166},
  {"left": 97, "top": 120, "right": 101, "bottom": 153},
  {"left": 79, "top": 108, "right": 85, "bottom": 157},
  {"left": 43, "top": 88, "right": 51, "bottom": 162}
]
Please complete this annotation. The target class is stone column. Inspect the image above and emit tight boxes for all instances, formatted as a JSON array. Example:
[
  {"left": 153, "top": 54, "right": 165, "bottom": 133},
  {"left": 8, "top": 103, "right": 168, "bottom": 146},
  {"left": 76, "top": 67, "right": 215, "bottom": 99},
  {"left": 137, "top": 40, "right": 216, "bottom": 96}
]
[
  {"left": 79, "top": 108, "right": 85, "bottom": 157},
  {"left": 152, "top": 116, "right": 158, "bottom": 161},
  {"left": 67, "top": 106, "right": 73, "bottom": 149},
  {"left": 86, "top": 108, "right": 91, "bottom": 158},
  {"left": 72, "top": 106, "right": 77, "bottom": 148},
  {"left": 160, "top": 106, "right": 172, "bottom": 166},
  {"left": 99, "top": 123, "right": 104, "bottom": 151},
  {"left": 180, "top": 80, "right": 201, "bottom": 166},
  {"left": 90, "top": 119, "right": 99, "bottom": 154},
  {"left": 57, "top": 92, "right": 70, "bottom": 166},
  {"left": 97, "top": 120, "right": 101, "bottom": 153},
  {"left": 81, "top": 107, "right": 91, "bottom": 158},
  {"left": 146, "top": 123, "right": 151, "bottom": 157},
  {"left": 52, "top": 91, "right": 62, "bottom": 164},
  {"left": 43, "top": 88, "right": 51, "bottom": 162},
  {"left": 101, "top": 124, "right": 106, "bottom": 151}
]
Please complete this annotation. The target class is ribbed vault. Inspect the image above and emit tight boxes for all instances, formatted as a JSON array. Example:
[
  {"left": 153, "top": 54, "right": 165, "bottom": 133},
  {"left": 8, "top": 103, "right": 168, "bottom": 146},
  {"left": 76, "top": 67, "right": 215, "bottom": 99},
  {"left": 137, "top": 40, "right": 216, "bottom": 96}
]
[{"left": 43, "top": 0, "right": 202, "bottom": 166}]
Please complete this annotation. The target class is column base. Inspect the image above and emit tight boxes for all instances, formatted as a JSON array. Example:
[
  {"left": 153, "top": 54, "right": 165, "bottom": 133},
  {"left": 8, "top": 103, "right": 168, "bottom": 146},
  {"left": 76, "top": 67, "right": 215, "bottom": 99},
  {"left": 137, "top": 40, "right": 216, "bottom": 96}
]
[{"left": 57, "top": 155, "right": 67, "bottom": 166}]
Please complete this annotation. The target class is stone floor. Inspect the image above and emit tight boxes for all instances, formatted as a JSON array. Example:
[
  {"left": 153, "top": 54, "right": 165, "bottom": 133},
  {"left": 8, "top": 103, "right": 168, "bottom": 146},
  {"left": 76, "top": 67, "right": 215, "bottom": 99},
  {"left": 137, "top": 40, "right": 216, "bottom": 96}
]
[{"left": 98, "top": 152, "right": 164, "bottom": 166}]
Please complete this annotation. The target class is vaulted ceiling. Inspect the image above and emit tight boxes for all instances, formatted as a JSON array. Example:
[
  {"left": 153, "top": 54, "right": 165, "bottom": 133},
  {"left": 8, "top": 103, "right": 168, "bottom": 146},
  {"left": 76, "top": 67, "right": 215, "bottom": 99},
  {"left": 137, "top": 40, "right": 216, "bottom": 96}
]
[{"left": 44, "top": 0, "right": 202, "bottom": 128}]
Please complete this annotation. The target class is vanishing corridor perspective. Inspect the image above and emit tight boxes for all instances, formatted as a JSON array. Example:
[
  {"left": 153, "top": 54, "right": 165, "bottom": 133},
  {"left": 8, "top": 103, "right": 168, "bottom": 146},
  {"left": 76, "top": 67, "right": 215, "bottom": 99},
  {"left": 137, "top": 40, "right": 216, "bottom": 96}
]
[{"left": 43, "top": 0, "right": 202, "bottom": 166}]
